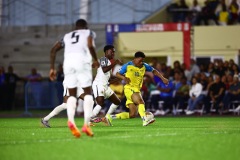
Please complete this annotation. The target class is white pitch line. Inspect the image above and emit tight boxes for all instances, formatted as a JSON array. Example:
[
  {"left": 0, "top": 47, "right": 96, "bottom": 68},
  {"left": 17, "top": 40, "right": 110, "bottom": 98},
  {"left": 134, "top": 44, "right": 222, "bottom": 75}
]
[{"left": 0, "top": 131, "right": 230, "bottom": 145}]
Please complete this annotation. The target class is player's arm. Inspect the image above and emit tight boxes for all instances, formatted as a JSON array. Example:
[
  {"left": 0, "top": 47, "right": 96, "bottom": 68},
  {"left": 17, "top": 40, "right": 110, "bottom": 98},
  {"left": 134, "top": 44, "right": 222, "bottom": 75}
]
[
  {"left": 115, "top": 63, "right": 130, "bottom": 84},
  {"left": 108, "top": 76, "right": 121, "bottom": 84},
  {"left": 87, "top": 33, "right": 99, "bottom": 68},
  {"left": 49, "top": 41, "right": 63, "bottom": 81},
  {"left": 102, "top": 59, "right": 122, "bottom": 73},
  {"left": 152, "top": 69, "right": 169, "bottom": 85}
]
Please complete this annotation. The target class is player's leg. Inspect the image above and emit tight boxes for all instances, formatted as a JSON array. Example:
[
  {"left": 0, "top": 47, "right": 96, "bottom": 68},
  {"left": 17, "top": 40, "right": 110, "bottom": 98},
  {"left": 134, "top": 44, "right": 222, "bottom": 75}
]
[
  {"left": 110, "top": 88, "right": 133, "bottom": 120},
  {"left": 91, "top": 84, "right": 105, "bottom": 123},
  {"left": 131, "top": 92, "right": 155, "bottom": 126},
  {"left": 81, "top": 86, "right": 94, "bottom": 136},
  {"left": 106, "top": 93, "right": 121, "bottom": 115},
  {"left": 103, "top": 92, "right": 121, "bottom": 126},
  {"left": 63, "top": 67, "right": 81, "bottom": 138},
  {"left": 131, "top": 92, "right": 146, "bottom": 118}
]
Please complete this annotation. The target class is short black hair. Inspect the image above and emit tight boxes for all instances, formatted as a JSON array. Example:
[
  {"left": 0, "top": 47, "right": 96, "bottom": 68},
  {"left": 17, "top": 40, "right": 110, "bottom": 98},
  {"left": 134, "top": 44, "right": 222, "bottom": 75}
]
[
  {"left": 134, "top": 51, "right": 145, "bottom": 58},
  {"left": 104, "top": 45, "right": 114, "bottom": 53},
  {"left": 75, "top": 19, "right": 87, "bottom": 28}
]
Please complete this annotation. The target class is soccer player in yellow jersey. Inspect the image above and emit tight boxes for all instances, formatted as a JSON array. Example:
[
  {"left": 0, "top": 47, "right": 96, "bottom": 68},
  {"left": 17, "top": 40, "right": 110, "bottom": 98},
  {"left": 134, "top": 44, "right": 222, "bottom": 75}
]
[{"left": 105, "top": 51, "right": 168, "bottom": 126}]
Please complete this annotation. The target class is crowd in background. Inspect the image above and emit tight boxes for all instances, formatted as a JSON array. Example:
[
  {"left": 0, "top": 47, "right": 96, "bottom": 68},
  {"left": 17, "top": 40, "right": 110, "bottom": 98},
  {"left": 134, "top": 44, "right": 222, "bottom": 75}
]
[
  {"left": 0, "top": 65, "right": 64, "bottom": 110},
  {"left": 0, "top": 58, "right": 239, "bottom": 115},
  {"left": 167, "top": 0, "right": 240, "bottom": 26},
  {"left": 140, "top": 58, "right": 240, "bottom": 116}
]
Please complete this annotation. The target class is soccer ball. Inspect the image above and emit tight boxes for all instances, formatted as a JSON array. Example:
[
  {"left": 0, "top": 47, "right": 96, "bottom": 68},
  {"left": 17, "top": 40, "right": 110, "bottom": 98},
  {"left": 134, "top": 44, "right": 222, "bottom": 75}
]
[{"left": 145, "top": 112, "right": 154, "bottom": 121}]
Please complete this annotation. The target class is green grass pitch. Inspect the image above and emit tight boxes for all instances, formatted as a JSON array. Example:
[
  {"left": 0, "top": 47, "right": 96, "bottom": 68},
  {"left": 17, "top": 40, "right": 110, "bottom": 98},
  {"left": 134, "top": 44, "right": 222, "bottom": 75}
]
[{"left": 0, "top": 117, "right": 240, "bottom": 160}]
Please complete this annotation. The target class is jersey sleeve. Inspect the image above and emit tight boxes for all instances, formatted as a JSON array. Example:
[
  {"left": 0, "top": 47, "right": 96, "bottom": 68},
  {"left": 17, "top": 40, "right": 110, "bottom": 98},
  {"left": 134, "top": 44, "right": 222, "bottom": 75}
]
[
  {"left": 118, "top": 63, "right": 129, "bottom": 75},
  {"left": 143, "top": 63, "right": 154, "bottom": 72},
  {"left": 99, "top": 57, "right": 109, "bottom": 67},
  {"left": 59, "top": 38, "right": 64, "bottom": 47}
]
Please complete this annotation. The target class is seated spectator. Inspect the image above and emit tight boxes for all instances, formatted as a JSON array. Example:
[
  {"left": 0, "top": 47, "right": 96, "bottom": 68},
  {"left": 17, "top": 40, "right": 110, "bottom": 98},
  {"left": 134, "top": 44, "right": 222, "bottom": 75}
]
[
  {"left": 154, "top": 73, "right": 174, "bottom": 115},
  {"left": 142, "top": 75, "right": 158, "bottom": 111},
  {"left": 204, "top": 74, "right": 226, "bottom": 114},
  {"left": 173, "top": 76, "right": 190, "bottom": 111},
  {"left": 186, "top": 76, "right": 204, "bottom": 115},
  {"left": 220, "top": 74, "right": 240, "bottom": 112}
]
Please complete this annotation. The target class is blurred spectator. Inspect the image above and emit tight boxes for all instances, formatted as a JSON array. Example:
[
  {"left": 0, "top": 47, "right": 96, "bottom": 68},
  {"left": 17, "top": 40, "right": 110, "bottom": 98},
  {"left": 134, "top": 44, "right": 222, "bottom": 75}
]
[
  {"left": 196, "top": 0, "right": 219, "bottom": 25},
  {"left": 167, "top": 1, "right": 180, "bottom": 22},
  {"left": 0, "top": 66, "right": 6, "bottom": 110},
  {"left": 204, "top": 74, "right": 226, "bottom": 114},
  {"left": 153, "top": 73, "right": 174, "bottom": 115},
  {"left": 228, "top": 0, "right": 239, "bottom": 24},
  {"left": 173, "top": 76, "right": 190, "bottom": 111},
  {"left": 221, "top": 75, "right": 230, "bottom": 90},
  {"left": 178, "top": 0, "right": 189, "bottom": 22},
  {"left": 217, "top": 2, "right": 230, "bottom": 25},
  {"left": 206, "top": 62, "right": 215, "bottom": 76},
  {"left": 189, "top": 59, "right": 200, "bottom": 80},
  {"left": 24, "top": 68, "right": 43, "bottom": 107},
  {"left": 214, "top": 59, "right": 226, "bottom": 77},
  {"left": 220, "top": 74, "right": 240, "bottom": 112},
  {"left": 5, "top": 66, "right": 22, "bottom": 110},
  {"left": 186, "top": 76, "right": 204, "bottom": 115},
  {"left": 190, "top": 0, "right": 202, "bottom": 25},
  {"left": 171, "top": 60, "right": 184, "bottom": 78},
  {"left": 231, "top": 64, "right": 240, "bottom": 75},
  {"left": 181, "top": 63, "right": 191, "bottom": 81}
]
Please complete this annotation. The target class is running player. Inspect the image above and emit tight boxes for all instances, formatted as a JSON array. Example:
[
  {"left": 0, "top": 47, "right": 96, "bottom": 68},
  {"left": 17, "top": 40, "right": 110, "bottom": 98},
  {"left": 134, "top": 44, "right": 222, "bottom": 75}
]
[
  {"left": 91, "top": 45, "right": 123, "bottom": 125},
  {"left": 106, "top": 51, "right": 168, "bottom": 126},
  {"left": 49, "top": 19, "right": 99, "bottom": 138}
]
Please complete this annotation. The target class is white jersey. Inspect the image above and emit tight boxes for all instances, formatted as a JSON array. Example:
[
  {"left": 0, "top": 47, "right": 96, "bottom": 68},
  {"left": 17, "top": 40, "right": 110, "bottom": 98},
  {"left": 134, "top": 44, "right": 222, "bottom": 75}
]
[
  {"left": 93, "top": 57, "right": 112, "bottom": 85},
  {"left": 62, "top": 29, "right": 94, "bottom": 65},
  {"left": 62, "top": 29, "right": 95, "bottom": 88}
]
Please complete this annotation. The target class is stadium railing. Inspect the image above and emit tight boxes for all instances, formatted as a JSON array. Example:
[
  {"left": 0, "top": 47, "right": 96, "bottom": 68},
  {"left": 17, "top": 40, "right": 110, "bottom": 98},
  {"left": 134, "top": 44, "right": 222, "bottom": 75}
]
[{"left": 24, "top": 81, "right": 63, "bottom": 116}]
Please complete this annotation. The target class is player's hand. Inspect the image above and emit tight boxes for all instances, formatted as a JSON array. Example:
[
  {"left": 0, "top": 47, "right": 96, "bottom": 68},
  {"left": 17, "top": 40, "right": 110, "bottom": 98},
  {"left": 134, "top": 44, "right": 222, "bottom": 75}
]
[
  {"left": 162, "top": 78, "right": 169, "bottom": 85},
  {"left": 92, "top": 60, "right": 99, "bottom": 68},
  {"left": 124, "top": 77, "right": 131, "bottom": 84},
  {"left": 49, "top": 69, "right": 56, "bottom": 81},
  {"left": 115, "top": 59, "right": 123, "bottom": 65}
]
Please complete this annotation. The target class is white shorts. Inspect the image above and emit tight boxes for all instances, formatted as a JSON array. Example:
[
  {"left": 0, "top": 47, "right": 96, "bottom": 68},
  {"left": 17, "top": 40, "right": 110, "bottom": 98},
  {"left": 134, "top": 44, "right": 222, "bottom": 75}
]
[
  {"left": 63, "top": 62, "right": 92, "bottom": 88},
  {"left": 92, "top": 84, "right": 114, "bottom": 99},
  {"left": 63, "top": 83, "right": 84, "bottom": 98}
]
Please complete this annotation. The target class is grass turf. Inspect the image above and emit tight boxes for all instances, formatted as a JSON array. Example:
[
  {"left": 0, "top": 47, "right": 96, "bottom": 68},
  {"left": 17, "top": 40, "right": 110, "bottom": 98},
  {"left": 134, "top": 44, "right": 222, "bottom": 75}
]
[{"left": 0, "top": 117, "right": 239, "bottom": 160}]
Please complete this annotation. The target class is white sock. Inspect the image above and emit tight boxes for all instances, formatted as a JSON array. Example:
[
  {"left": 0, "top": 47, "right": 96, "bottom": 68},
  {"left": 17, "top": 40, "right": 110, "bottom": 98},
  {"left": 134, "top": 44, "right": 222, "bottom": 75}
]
[
  {"left": 107, "top": 104, "right": 118, "bottom": 115},
  {"left": 92, "top": 104, "right": 102, "bottom": 117},
  {"left": 43, "top": 103, "right": 67, "bottom": 121},
  {"left": 76, "top": 99, "right": 84, "bottom": 113},
  {"left": 83, "top": 95, "right": 94, "bottom": 125},
  {"left": 66, "top": 96, "right": 77, "bottom": 124}
]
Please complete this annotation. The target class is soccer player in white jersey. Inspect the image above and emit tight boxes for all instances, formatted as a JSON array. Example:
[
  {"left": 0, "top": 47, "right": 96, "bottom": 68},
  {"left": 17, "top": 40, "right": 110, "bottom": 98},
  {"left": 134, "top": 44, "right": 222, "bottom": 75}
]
[
  {"left": 91, "top": 45, "right": 123, "bottom": 126},
  {"left": 41, "top": 31, "right": 97, "bottom": 128},
  {"left": 49, "top": 19, "right": 99, "bottom": 138}
]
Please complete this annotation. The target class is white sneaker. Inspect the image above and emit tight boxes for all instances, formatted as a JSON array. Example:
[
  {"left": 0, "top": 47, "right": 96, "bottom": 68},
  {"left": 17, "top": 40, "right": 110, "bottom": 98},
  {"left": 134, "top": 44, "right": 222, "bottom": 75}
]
[{"left": 186, "top": 110, "right": 194, "bottom": 115}]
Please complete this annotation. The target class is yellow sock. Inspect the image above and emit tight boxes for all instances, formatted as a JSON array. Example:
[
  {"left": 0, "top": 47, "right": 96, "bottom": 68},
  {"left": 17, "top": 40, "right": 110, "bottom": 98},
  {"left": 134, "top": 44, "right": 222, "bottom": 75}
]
[
  {"left": 116, "top": 112, "right": 129, "bottom": 119},
  {"left": 138, "top": 104, "right": 146, "bottom": 118}
]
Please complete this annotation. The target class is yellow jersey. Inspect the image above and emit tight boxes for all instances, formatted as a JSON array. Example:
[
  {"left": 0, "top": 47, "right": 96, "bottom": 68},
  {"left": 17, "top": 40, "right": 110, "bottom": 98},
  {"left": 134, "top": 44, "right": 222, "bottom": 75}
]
[{"left": 118, "top": 61, "right": 153, "bottom": 90}]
